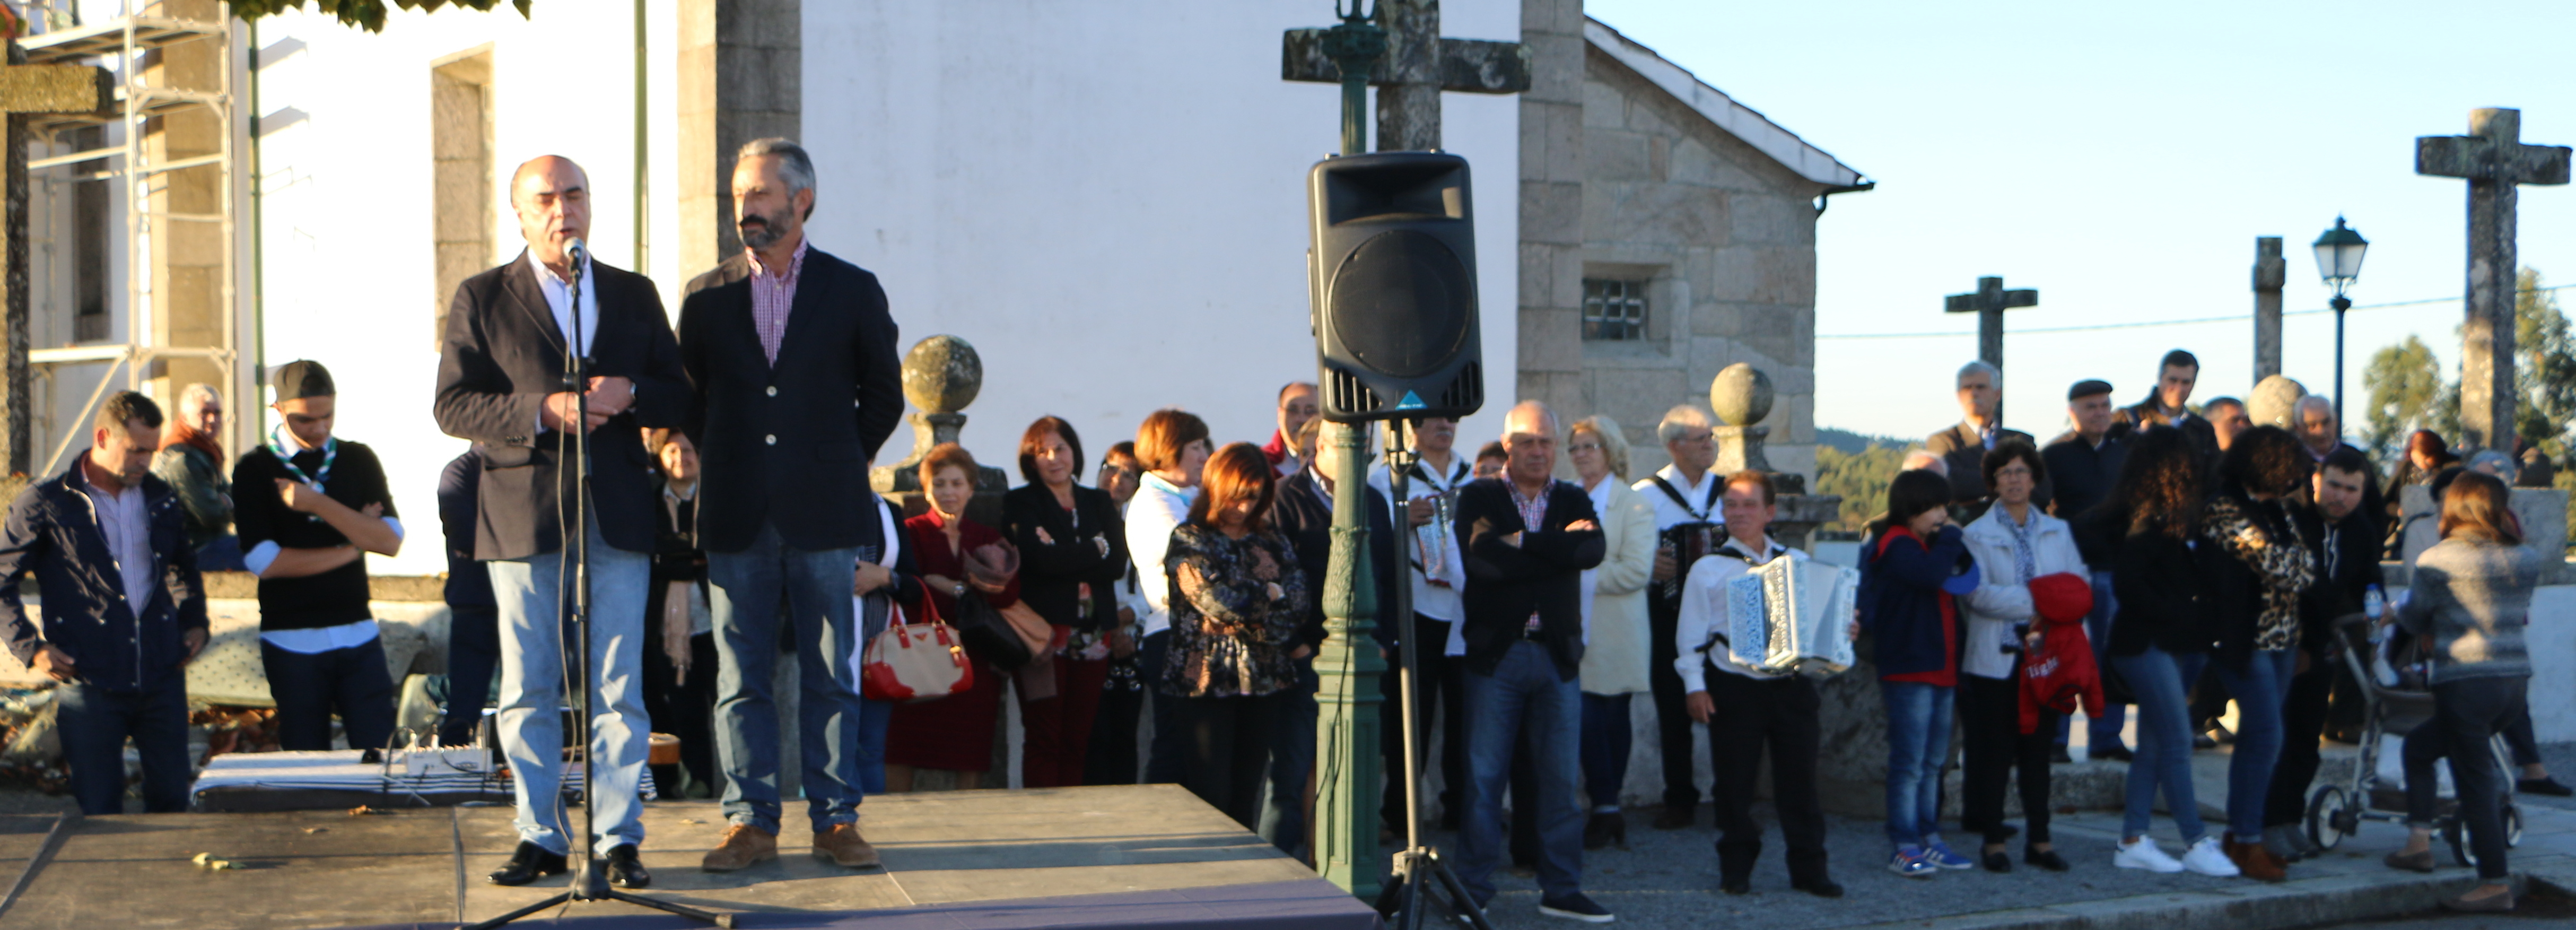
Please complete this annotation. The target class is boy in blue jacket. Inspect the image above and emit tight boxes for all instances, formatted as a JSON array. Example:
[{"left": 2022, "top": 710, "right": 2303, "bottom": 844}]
[{"left": 1862, "top": 468, "right": 1978, "bottom": 877}]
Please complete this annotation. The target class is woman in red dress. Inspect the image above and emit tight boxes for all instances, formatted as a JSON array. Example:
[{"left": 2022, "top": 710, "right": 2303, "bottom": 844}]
[{"left": 885, "top": 443, "right": 1020, "bottom": 791}]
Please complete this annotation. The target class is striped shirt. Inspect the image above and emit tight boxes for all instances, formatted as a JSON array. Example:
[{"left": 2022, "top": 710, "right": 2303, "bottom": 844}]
[{"left": 748, "top": 238, "right": 810, "bottom": 366}]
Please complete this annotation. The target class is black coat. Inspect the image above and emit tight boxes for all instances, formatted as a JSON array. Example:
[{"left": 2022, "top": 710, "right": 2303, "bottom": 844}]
[
  {"left": 678, "top": 249, "right": 903, "bottom": 553},
  {"left": 2041, "top": 431, "right": 2129, "bottom": 568},
  {"left": 436, "top": 451, "right": 495, "bottom": 610},
  {"left": 434, "top": 253, "right": 689, "bottom": 560},
  {"left": 1453, "top": 477, "right": 1604, "bottom": 679},
  {"left": 1001, "top": 483, "right": 1129, "bottom": 632},
  {"left": 2294, "top": 502, "right": 2385, "bottom": 654},
  {"left": 2109, "top": 527, "right": 2217, "bottom": 658},
  {"left": 1267, "top": 470, "right": 1401, "bottom": 651}
]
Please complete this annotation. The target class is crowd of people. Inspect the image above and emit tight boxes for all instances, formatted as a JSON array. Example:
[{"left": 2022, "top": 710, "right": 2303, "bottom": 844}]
[{"left": 0, "top": 134, "right": 2555, "bottom": 925}]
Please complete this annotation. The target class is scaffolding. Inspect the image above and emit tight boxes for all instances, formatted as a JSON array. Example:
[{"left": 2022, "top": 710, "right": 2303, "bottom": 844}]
[{"left": 20, "top": 2, "right": 250, "bottom": 473}]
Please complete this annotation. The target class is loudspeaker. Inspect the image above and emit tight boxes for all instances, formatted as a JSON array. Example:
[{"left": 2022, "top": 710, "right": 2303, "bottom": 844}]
[{"left": 1307, "top": 151, "right": 1484, "bottom": 424}]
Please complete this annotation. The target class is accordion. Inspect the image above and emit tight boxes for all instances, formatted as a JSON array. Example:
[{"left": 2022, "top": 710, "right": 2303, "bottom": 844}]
[
  {"left": 1658, "top": 523, "right": 1724, "bottom": 602},
  {"left": 1723, "top": 557, "right": 1859, "bottom": 678}
]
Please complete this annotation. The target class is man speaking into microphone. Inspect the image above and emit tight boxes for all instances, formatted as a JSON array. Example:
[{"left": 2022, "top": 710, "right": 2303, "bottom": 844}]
[{"left": 435, "top": 155, "right": 688, "bottom": 889}]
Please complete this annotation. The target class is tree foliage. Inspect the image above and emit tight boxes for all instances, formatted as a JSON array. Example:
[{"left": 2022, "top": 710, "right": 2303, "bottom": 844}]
[
  {"left": 2360, "top": 267, "right": 2574, "bottom": 464},
  {"left": 230, "top": 0, "right": 530, "bottom": 32},
  {"left": 2361, "top": 334, "right": 2453, "bottom": 462},
  {"left": 1814, "top": 442, "right": 1914, "bottom": 534}
]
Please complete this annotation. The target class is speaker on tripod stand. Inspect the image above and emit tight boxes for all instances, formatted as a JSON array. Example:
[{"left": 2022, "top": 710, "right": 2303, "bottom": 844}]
[{"left": 1306, "top": 150, "right": 1492, "bottom": 930}]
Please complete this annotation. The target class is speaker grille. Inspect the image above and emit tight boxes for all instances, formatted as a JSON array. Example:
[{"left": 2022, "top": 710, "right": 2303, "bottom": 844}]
[{"left": 1328, "top": 230, "right": 1472, "bottom": 379}]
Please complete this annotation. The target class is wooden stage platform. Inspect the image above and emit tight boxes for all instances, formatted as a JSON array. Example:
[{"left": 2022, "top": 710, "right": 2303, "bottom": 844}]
[{"left": 0, "top": 785, "right": 1381, "bottom": 929}]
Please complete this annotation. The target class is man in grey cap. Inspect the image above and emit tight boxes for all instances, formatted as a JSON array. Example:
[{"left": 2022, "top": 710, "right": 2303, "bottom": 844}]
[
  {"left": 2043, "top": 379, "right": 2129, "bottom": 761},
  {"left": 233, "top": 360, "right": 404, "bottom": 755}
]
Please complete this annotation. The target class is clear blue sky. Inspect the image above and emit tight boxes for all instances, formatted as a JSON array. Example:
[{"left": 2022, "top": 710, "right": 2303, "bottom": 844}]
[{"left": 1586, "top": 0, "right": 2576, "bottom": 444}]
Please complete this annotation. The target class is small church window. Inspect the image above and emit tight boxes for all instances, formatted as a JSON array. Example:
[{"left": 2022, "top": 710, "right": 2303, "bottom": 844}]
[{"left": 1582, "top": 278, "right": 1647, "bottom": 341}]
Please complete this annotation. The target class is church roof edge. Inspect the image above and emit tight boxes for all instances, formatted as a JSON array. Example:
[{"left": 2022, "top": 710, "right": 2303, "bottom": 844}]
[{"left": 1583, "top": 18, "right": 1869, "bottom": 190}]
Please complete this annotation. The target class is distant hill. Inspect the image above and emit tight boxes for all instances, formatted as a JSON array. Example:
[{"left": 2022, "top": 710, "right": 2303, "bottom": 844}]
[{"left": 1817, "top": 427, "right": 1908, "bottom": 455}]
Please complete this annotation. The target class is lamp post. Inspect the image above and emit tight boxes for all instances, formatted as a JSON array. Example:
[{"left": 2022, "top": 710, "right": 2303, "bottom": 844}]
[{"left": 2312, "top": 216, "right": 2369, "bottom": 425}]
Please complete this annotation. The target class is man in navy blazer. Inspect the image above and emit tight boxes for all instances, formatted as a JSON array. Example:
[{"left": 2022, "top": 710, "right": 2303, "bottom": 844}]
[
  {"left": 1451, "top": 401, "right": 1611, "bottom": 923},
  {"left": 679, "top": 138, "right": 903, "bottom": 873},
  {"left": 435, "top": 155, "right": 687, "bottom": 889}
]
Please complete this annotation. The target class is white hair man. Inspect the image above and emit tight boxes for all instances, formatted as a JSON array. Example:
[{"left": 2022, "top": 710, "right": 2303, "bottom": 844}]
[
  {"left": 1925, "top": 360, "right": 2041, "bottom": 514},
  {"left": 151, "top": 383, "right": 240, "bottom": 568},
  {"left": 1632, "top": 402, "right": 1722, "bottom": 829}
]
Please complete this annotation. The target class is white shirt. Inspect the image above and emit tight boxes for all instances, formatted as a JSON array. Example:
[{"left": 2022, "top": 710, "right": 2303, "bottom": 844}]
[
  {"left": 527, "top": 249, "right": 598, "bottom": 356},
  {"left": 1958, "top": 502, "right": 2088, "bottom": 680},
  {"left": 1368, "top": 453, "right": 1471, "bottom": 624},
  {"left": 1124, "top": 472, "right": 1195, "bottom": 638},
  {"left": 1636, "top": 464, "right": 1723, "bottom": 532},
  {"left": 1673, "top": 534, "right": 1800, "bottom": 691},
  {"left": 74, "top": 464, "right": 154, "bottom": 618}
]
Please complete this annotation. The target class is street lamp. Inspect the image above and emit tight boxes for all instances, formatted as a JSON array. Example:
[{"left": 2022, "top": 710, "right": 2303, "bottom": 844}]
[{"left": 2312, "top": 216, "right": 2369, "bottom": 426}]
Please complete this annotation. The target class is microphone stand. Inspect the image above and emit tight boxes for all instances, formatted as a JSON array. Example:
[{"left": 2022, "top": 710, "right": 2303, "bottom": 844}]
[
  {"left": 469, "top": 246, "right": 731, "bottom": 929},
  {"left": 1371, "top": 418, "right": 1492, "bottom": 930}
]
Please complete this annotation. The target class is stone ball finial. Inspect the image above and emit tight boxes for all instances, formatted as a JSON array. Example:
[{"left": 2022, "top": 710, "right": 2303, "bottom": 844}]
[
  {"left": 2248, "top": 375, "right": 2307, "bottom": 430},
  {"left": 902, "top": 335, "right": 982, "bottom": 414},
  {"left": 1709, "top": 363, "right": 1774, "bottom": 427}
]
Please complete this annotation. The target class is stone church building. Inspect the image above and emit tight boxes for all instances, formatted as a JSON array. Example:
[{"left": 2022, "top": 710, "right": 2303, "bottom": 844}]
[{"left": 15, "top": 0, "right": 1861, "bottom": 575}]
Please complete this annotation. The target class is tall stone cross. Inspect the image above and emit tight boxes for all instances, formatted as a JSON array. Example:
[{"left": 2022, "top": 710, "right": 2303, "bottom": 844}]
[
  {"left": 1282, "top": 0, "right": 1531, "bottom": 151},
  {"left": 2416, "top": 107, "right": 2571, "bottom": 453},
  {"left": 2251, "top": 237, "right": 2284, "bottom": 383},
  {"left": 0, "top": 44, "right": 110, "bottom": 475},
  {"left": 1943, "top": 275, "right": 2037, "bottom": 419}
]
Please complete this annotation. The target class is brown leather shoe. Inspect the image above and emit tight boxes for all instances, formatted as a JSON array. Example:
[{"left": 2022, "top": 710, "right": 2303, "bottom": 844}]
[
  {"left": 2223, "top": 835, "right": 2285, "bottom": 882},
  {"left": 701, "top": 822, "right": 778, "bottom": 872},
  {"left": 814, "top": 821, "right": 882, "bottom": 868},
  {"left": 2440, "top": 888, "right": 2515, "bottom": 912}
]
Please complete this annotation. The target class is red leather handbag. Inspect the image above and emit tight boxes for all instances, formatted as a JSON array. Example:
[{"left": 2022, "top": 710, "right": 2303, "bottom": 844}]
[{"left": 861, "top": 595, "right": 974, "bottom": 702}]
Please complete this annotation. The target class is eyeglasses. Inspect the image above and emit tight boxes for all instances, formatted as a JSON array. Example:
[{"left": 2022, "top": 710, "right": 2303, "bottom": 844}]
[{"left": 1567, "top": 442, "right": 1602, "bottom": 454}]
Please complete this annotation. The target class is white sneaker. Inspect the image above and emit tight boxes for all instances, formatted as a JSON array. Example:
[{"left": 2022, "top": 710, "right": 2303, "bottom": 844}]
[
  {"left": 2180, "top": 836, "right": 2241, "bottom": 877},
  {"left": 2113, "top": 836, "right": 2185, "bottom": 873}
]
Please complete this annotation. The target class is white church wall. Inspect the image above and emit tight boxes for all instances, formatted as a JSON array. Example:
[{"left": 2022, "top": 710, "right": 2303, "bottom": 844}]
[{"left": 800, "top": 1, "right": 1521, "bottom": 476}]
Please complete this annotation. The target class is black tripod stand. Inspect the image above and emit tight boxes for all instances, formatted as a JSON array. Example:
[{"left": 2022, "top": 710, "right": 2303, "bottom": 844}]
[
  {"left": 1369, "top": 418, "right": 1493, "bottom": 930},
  {"left": 468, "top": 241, "right": 731, "bottom": 930}
]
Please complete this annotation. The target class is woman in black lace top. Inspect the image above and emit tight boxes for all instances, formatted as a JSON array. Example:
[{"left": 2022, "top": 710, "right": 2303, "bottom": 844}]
[{"left": 1161, "top": 442, "right": 1311, "bottom": 828}]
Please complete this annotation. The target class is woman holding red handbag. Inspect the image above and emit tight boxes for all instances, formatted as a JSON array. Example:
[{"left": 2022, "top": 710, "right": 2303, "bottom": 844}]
[
  {"left": 1957, "top": 441, "right": 2086, "bottom": 873},
  {"left": 885, "top": 443, "right": 1021, "bottom": 792}
]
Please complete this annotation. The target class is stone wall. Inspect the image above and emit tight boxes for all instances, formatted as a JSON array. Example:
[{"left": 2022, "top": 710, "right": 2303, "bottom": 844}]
[
  {"left": 678, "top": 0, "right": 800, "bottom": 274},
  {"left": 1516, "top": 0, "right": 1588, "bottom": 422}
]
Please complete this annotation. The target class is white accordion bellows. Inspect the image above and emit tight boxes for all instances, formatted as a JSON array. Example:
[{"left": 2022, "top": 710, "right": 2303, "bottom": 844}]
[{"left": 1724, "top": 557, "right": 1859, "bottom": 678}]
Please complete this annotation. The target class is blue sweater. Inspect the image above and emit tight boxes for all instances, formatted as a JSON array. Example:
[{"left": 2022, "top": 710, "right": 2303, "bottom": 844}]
[{"left": 1862, "top": 525, "right": 1971, "bottom": 681}]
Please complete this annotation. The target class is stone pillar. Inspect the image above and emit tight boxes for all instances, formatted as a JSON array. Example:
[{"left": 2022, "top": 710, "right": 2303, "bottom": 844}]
[
  {"left": 1375, "top": 0, "right": 1439, "bottom": 152},
  {"left": 1515, "top": 0, "right": 1585, "bottom": 413},
  {"left": 868, "top": 335, "right": 1010, "bottom": 526},
  {"left": 2459, "top": 109, "right": 2521, "bottom": 453},
  {"left": 1708, "top": 364, "right": 1837, "bottom": 550},
  {"left": 679, "top": 0, "right": 800, "bottom": 275},
  {"left": 140, "top": 0, "right": 228, "bottom": 404},
  {"left": 2252, "top": 237, "right": 2283, "bottom": 382}
]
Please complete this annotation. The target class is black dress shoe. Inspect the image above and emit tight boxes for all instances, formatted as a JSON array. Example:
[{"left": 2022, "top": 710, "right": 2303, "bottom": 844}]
[
  {"left": 2518, "top": 776, "right": 2575, "bottom": 797},
  {"left": 606, "top": 844, "right": 651, "bottom": 889},
  {"left": 1791, "top": 876, "right": 1844, "bottom": 898},
  {"left": 2049, "top": 746, "right": 2074, "bottom": 765},
  {"left": 2090, "top": 744, "right": 2134, "bottom": 763},
  {"left": 487, "top": 841, "right": 567, "bottom": 886},
  {"left": 2025, "top": 848, "right": 2071, "bottom": 872},
  {"left": 1981, "top": 850, "right": 2013, "bottom": 873},
  {"left": 1720, "top": 876, "right": 1750, "bottom": 895}
]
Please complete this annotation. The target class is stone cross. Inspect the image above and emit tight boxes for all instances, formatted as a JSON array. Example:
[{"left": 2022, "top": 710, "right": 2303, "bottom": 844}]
[
  {"left": 0, "top": 47, "right": 109, "bottom": 475},
  {"left": 1282, "top": 0, "right": 1531, "bottom": 151},
  {"left": 2416, "top": 108, "right": 2571, "bottom": 452},
  {"left": 1943, "top": 275, "right": 2037, "bottom": 419},
  {"left": 2252, "top": 237, "right": 2284, "bottom": 382}
]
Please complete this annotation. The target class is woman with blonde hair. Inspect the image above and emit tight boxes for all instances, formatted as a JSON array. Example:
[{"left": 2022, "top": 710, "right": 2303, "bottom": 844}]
[{"left": 1567, "top": 416, "right": 1656, "bottom": 848}]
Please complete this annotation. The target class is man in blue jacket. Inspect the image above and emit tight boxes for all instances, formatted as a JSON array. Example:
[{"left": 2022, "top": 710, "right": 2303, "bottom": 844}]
[{"left": 0, "top": 392, "right": 208, "bottom": 814}]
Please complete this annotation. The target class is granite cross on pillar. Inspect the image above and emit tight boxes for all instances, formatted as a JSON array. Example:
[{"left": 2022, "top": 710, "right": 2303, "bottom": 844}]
[
  {"left": 2416, "top": 108, "right": 2571, "bottom": 452},
  {"left": 1943, "top": 275, "right": 2037, "bottom": 421},
  {"left": 2252, "top": 237, "right": 2285, "bottom": 383},
  {"left": 0, "top": 48, "right": 110, "bottom": 475},
  {"left": 1282, "top": 0, "right": 1531, "bottom": 152}
]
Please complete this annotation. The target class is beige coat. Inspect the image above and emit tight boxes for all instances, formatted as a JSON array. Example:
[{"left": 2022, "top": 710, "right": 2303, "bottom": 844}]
[{"left": 1578, "top": 476, "right": 1659, "bottom": 695}]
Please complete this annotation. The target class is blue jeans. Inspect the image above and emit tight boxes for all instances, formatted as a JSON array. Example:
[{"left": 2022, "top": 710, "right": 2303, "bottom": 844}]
[
  {"left": 260, "top": 638, "right": 398, "bottom": 752},
  {"left": 2113, "top": 645, "right": 2208, "bottom": 840},
  {"left": 2079, "top": 569, "right": 2127, "bottom": 749},
  {"left": 488, "top": 516, "right": 652, "bottom": 855},
  {"left": 57, "top": 672, "right": 190, "bottom": 814},
  {"left": 708, "top": 522, "right": 865, "bottom": 835},
  {"left": 2211, "top": 648, "right": 2296, "bottom": 839},
  {"left": 1260, "top": 656, "right": 1320, "bottom": 855},
  {"left": 1579, "top": 692, "right": 1633, "bottom": 811},
  {"left": 855, "top": 590, "right": 898, "bottom": 797},
  {"left": 1881, "top": 681, "right": 1954, "bottom": 848},
  {"left": 1460, "top": 641, "right": 1585, "bottom": 905}
]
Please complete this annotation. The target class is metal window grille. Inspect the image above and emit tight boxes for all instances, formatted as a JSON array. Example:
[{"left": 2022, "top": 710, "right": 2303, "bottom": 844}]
[{"left": 1582, "top": 279, "right": 1648, "bottom": 341}]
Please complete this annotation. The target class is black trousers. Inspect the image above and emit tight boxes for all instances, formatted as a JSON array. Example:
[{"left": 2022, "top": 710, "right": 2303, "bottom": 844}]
[
  {"left": 2264, "top": 654, "right": 2335, "bottom": 828},
  {"left": 57, "top": 673, "right": 190, "bottom": 814},
  {"left": 1381, "top": 616, "right": 1468, "bottom": 828},
  {"left": 642, "top": 627, "right": 721, "bottom": 798},
  {"left": 440, "top": 605, "right": 501, "bottom": 747},
  {"left": 1182, "top": 692, "right": 1278, "bottom": 830},
  {"left": 1959, "top": 673, "right": 2054, "bottom": 845},
  {"left": 2504, "top": 694, "right": 2542, "bottom": 768},
  {"left": 1085, "top": 655, "right": 1146, "bottom": 785},
  {"left": 261, "top": 638, "right": 397, "bottom": 753},
  {"left": 1707, "top": 671, "right": 1828, "bottom": 882},
  {"left": 2402, "top": 676, "right": 2522, "bottom": 882},
  {"left": 1648, "top": 590, "right": 1699, "bottom": 812}
]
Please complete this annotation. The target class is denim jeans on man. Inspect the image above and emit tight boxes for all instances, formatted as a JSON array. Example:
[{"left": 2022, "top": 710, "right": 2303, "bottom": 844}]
[
  {"left": 1881, "top": 681, "right": 1954, "bottom": 848},
  {"left": 1459, "top": 640, "right": 1585, "bottom": 906},
  {"left": 56, "top": 672, "right": 191, "bottom": 814},
  {"left": 2210, "top": 647, "right": 2296, "bottom": 839},
  {"left": 489, "top": 515, "right": 652, "bottom": 855},
  {"left": 710, "top": 522, "right": 866, "bottom": 835},
  {"left": 1260, "top": 655, "right": 1321, "bottom": 855},
  {"left": 2112, "top": 645, "right": 2210, "bottom": 839}
]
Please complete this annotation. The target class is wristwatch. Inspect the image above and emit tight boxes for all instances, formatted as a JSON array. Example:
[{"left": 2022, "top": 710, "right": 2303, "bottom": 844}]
[{"left": 953, "top": 581, "right": 967, "bottom": 597}]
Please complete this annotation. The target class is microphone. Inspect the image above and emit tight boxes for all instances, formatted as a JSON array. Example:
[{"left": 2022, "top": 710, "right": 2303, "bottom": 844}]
[{"left": 563, "top": 237, "right": 587, "bottom": 271}]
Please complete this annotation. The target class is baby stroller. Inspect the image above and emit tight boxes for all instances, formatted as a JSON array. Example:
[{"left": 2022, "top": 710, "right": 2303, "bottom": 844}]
[{"left": 2302, "top": 613, "right": 2521, "bottom": 866}]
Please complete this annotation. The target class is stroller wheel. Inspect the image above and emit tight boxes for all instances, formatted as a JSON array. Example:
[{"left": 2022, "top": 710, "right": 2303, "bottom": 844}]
[
  {"left": 2304, "top": 785, "right": 2351, "bottom": 852},
  {"left": 2507, "top": 803, "right": 2523, "bottom": 849}
]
